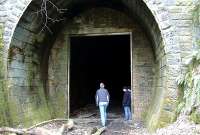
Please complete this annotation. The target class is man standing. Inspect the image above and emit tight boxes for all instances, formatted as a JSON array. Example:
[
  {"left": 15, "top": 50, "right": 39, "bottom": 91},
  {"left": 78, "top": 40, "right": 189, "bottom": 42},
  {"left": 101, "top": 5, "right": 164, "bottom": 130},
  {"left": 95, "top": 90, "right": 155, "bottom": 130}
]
[
  {"left": 95, "top": 82, "right": 110, "bottom": 127},
  {"left": 122, "top": 86, "right": 132, "bottom": 121}
]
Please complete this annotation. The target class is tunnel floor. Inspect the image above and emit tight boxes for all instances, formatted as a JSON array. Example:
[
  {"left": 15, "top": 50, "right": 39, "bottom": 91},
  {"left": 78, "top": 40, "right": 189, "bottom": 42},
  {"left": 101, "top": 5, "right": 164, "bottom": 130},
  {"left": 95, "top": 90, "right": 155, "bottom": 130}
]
[
  {"left": 68, "top": 104, "right": 145, "bottom": 135},
  {"left": 70, "top": 34, "right": 131, "bottom": 116}
]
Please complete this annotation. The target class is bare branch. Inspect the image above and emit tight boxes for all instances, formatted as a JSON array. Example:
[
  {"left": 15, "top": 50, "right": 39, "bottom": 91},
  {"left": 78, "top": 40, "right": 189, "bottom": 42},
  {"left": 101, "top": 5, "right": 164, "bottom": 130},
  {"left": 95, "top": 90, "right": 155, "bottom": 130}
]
[{"left": 33, "top": 0, "right": 67, "bottom": 34}]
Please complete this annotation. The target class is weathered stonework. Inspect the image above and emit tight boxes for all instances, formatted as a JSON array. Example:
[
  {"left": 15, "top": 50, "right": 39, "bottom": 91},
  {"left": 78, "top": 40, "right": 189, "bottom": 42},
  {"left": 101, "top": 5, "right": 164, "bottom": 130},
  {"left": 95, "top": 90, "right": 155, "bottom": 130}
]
[
  {"left": 0, "top": 24, "right": 9, "bottom": 126},
  {"left": 193, "top": 1, "right": 200, "bottom": 45},
  {"left": 49, "top": 7, "right": 155, "bottom": 123},
  {"left": 0, "top": 0, "right": 198, "bottom": 131}
]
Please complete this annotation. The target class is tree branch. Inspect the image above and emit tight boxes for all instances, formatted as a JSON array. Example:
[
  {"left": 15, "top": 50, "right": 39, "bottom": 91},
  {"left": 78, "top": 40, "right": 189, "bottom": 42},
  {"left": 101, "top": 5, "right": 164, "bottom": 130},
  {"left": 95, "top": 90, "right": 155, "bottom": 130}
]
[
  {"left": 34, "top": 0, "right": 67, "bottom": 34},
  {"left": 0, "top": 119, "right": 74, "bottom": 135}
]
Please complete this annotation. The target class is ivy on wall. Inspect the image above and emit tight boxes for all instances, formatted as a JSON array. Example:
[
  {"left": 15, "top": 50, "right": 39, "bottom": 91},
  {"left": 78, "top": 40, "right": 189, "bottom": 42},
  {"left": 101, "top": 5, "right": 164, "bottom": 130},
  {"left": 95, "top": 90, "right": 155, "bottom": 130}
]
[
  {"left": 177, "top": 41, "right": 200, "bottom": 113},
  {"left": 176, "top": 2, "right": 200, "bottom": 122}
]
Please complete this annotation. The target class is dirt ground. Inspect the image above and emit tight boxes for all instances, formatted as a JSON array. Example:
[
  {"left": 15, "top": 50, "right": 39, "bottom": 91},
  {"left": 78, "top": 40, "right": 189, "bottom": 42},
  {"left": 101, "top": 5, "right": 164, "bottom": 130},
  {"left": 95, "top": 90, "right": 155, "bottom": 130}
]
[
  {"left": 63, "top": 105, "right": 149, "bottom": 135},
  {"left": 39, "top": 106, "right": 200, "bottom": 135},
  {"left": 1, "top": 105, "right": 200, "bottom": 135}
]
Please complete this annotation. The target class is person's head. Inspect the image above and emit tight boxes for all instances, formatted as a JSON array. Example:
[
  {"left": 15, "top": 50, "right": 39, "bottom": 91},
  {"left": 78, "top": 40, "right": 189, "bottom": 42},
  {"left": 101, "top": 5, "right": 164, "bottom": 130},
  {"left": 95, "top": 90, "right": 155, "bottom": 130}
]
[
  {"left": 100, "top": 82, "right": 105, "bottom": 88},
  {"left": 123, "top": 86, "right": 127, "bottom": 92}
]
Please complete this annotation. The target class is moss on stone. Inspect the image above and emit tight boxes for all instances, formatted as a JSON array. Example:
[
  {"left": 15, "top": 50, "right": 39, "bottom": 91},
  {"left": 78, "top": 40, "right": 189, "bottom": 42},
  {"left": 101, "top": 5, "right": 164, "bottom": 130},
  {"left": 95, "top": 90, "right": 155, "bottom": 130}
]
[
  {"left": 190, "top": 110, "right": 200, "bottom": 124},
  {"left": 144, "top": 65, "right": 165, "bottom": 131},
  {"left": 0, "top": 25, "right": 7, "bottom": 125},
  {"left": 47, "top": 89, "right": 67, "bottom": 118},
  {"left": 157, "top": 110, "right": 175, "bottom": 128},
  {"left": 8, "top": 46, "right": 24, "bottom": 63},
  {"left": 7, "top": 85, "right": 53, "bottom": 127},
  {"left": 188, "top": 3, "right": 200, "bottom": 125},
  {"left": 0, "top": 24, "right": 13, "bottom": 126},
  {"left": 22, "top": 102, "right": 51, "bottom": 127},
  {"left": 147, "top": 114, "right": 159, "bottom": 132},
  {"left": 144, "top": 61, "right": 177, "bottom": 131},
  {"left": 23, "top": 87, "right": 52, "bottom": 127},
  {"left": 146, "top": 104, "right": 176, "bottom": 132}
]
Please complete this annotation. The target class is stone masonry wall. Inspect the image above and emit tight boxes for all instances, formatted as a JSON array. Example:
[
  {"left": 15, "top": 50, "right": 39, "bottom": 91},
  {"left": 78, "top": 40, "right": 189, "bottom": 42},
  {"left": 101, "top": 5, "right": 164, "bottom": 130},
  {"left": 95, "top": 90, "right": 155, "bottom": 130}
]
[
  {"left": 48, "top": 33, "right": 69, "bottom": 118},
  {"left": 0, "top": 0, "right": 198, "bottom": 130},
  {"left": 193, "top": 1, "right": 200, "bottom": 45},
  {"left": 49, "top": 7, "right": 155, "bottom": 123},
  {"left": 0, "top": 23, "right": 11, "bottom": 126}
]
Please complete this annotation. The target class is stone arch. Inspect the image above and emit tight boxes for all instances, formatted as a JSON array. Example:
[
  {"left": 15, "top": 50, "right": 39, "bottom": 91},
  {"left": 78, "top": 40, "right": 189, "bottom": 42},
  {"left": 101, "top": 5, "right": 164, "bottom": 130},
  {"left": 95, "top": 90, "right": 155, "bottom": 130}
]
[
  {"left": 4, "top": 0, "right": 176, "bottom": 50},
  {"left": 3, "top": 0, "right": 181, "bottom": 129}
]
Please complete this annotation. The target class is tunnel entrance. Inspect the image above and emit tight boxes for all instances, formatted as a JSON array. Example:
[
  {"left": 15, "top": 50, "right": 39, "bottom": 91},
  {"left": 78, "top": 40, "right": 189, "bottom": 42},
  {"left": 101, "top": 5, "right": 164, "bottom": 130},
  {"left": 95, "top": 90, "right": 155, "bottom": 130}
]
[{"left": 69, "top": 34, "right": 132, "bottom": 116}]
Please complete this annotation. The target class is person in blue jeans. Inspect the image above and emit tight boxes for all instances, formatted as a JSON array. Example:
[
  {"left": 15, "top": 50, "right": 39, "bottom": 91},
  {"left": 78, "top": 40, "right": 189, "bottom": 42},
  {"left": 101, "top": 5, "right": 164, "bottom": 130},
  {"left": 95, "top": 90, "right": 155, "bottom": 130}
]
[
  {"left": 95, "top": 82, "right": 110, "bottom": 127},
  {"left": 122, "top": 86, "right": 132, "bottom": 121}
]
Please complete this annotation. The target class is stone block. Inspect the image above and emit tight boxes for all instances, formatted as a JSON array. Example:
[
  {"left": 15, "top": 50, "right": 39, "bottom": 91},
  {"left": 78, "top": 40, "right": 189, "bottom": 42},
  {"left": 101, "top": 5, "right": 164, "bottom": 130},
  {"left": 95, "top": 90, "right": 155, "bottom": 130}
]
[
  {"left": 157, "top": 11, "right": 170, "bottom": 22},
  {"left": 171, "top": 13, "right": 193, "bottom": 20},
  {"left": 173, "top": 20, "right": 192, "bottom": 27},
  {"left": 160, "top": 20, "right": 171, "bottom": 30},
  {"left": 157, "top": 109, "right": 175, "bottom": 128},
  {"left": 175, "top": 0, "right": 193, "bottom": 6},
  {"left": 8, "top": 67, "right": 26, "bottom": 78},
  {"left": 162, "top": 0, "right": 176, "bottom": 6},
  {"left": 174, "top": 27, "right": 192, "bottom": 36},
  {"left": 1, "top": 0, "right": 197, "bottom": 129}
]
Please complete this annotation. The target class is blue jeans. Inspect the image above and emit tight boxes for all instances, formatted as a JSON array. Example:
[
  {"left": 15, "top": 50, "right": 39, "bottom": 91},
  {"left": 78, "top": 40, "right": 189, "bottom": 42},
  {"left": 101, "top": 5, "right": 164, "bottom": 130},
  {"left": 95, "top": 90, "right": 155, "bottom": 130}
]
[
  {"left": 124, "top": 106, "right": 132, "bottom": 120},
  {"left": 99, "top": 102, "right": 108, "bottom": 126}
]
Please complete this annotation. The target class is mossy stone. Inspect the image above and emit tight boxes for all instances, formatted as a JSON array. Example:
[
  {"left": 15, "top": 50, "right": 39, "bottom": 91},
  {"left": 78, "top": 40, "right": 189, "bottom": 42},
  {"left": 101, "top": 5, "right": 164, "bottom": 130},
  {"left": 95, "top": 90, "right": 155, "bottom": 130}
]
[{"left": 190, "top": 111, "right": 200, "bottom": 124}]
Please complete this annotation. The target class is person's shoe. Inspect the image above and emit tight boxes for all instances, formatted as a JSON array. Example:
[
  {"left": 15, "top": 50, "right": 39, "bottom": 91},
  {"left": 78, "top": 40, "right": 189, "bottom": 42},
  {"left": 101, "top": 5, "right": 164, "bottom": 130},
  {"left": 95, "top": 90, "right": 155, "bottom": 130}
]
[
  {"left": 102, "top": 125, "right": 106, "bottom": 129},
  {"left": 134, "top": 123, "right": 140, "bottom": 129},
  {"left": 128, "top": 120, "right": 132, "bottom": 123},
  {"left": 124, "top": 118, "right": 128, "bottom": 121}
]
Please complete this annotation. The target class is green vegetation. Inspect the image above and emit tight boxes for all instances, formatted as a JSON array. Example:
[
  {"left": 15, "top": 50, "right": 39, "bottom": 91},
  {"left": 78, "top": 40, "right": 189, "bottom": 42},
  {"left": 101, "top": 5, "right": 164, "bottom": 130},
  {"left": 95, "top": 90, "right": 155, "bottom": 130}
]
[
  {"left": 176, "top": 2, "right": 200, "bottom": 122},
  {"left": 0, "top": 24, "right": 62, "bottom": 127},
  {"left": 144, "top": 62, "right": 168, "bottom": 131},
  {"left": 190, "top": 110, "right": 200, "bottom": 124},
  {"left": 177, "top": 40, "right": 200, "bottom": 120},
  {"left": 0, "top": 24, "right": 12, "bottom": 126}
]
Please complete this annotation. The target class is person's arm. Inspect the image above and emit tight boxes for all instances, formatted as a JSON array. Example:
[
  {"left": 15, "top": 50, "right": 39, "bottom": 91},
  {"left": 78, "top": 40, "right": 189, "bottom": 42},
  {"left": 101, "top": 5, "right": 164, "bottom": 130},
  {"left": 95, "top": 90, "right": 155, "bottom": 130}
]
[
  {"left": 122, "top": 93, "right": 126, "bottom": 106},
  {"left": 107, "top": 89, "right": 110, "bottom": 103},
  {"left": 95, "top": 91, "right": 98, "bottom": 106},
  {"left": 128, "top": 92, "right": 131, "bottom": 106},
  {"left": 96, "top": 96, "right": 98, "bottom": 106},
  {"left": 123, "top": 92, "right": 128, "bottom": 106}
]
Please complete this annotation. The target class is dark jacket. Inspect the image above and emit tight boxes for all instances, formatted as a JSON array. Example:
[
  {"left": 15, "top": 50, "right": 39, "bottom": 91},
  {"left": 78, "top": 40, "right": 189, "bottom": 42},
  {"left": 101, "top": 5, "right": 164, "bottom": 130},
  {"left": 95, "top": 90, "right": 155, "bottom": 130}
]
[
  {"left": 95, "top": 88, "right": 110, "bottom": 105},
  {"left": 122, "top": 91, "right": 131, "bottom": 106}
]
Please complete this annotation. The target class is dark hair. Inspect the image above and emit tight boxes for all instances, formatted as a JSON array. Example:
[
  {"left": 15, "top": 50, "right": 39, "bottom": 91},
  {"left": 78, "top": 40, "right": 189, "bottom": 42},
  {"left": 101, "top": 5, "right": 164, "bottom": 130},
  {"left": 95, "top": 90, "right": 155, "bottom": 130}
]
[{"left": 123, "top": 86, "right": 127, "bottom": 89}]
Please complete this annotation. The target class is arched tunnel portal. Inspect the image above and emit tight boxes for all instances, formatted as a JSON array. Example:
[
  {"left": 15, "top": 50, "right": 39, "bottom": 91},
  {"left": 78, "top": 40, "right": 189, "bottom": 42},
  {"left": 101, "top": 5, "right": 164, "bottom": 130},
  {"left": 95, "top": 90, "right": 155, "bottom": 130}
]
[{"left": 6, "top": 0, "right": 180, "bottom": 129}]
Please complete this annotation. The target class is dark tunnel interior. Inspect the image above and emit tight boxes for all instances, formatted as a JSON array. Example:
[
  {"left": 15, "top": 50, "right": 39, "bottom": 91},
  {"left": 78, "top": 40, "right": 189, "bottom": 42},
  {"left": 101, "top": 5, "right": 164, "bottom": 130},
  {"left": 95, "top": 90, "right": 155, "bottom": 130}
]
[{"left": 70, "top": 34, "right": 131, "bottom": 115}]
